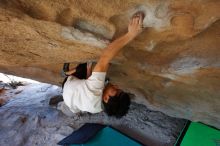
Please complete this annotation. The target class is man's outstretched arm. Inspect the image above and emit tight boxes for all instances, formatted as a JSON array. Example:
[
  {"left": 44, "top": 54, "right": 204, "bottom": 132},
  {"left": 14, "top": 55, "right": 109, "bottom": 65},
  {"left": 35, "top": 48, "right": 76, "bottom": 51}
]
[{"left": 93, "top": 13, "right": 144, "bottom": 72}]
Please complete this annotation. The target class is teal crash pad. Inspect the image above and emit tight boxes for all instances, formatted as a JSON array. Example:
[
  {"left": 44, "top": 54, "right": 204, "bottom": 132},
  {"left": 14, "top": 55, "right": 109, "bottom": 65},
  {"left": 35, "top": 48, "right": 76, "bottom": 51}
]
[{"left": 70, "top": 127, "right": 142, "bottom": 146}]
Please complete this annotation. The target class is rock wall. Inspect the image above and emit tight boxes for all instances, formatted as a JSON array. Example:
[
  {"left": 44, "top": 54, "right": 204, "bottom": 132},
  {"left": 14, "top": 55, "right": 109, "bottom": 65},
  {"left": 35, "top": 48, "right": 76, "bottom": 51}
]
[{"left": 0, "top": 0, "right": 220, "bottom": 128}]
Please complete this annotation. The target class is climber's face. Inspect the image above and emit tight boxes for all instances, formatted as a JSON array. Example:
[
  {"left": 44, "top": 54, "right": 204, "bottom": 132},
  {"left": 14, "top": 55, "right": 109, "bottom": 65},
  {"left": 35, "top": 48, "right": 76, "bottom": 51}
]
[{"left": 102, "top": 83, "right": 122, "bottom": 103}]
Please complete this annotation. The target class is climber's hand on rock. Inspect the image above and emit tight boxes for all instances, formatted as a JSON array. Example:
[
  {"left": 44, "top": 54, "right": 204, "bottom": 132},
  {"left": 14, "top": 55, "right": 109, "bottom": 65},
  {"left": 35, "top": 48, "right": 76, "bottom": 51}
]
[{"left": 127, "top": 12, "right": 144, "bottom": 39}]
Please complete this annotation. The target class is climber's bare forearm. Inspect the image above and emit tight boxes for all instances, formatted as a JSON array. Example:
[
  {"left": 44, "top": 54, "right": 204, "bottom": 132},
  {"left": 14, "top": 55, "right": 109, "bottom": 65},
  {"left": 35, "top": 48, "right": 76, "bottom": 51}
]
[
  {"left": 93, "top": 33, "right": 134, "bottom": 72},
  {"left": 101, "top": 33, "right": 134, "bottom": 62}
]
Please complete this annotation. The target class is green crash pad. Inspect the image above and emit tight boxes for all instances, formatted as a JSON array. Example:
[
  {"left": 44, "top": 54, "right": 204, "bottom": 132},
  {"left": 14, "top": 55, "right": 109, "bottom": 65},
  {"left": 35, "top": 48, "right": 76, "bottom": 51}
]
[
  {"left": 71, "top": 127, "right": 142, "bottom": 146},
  {"left": 179, "top": 122, "right": 220, "bottom": 146}
]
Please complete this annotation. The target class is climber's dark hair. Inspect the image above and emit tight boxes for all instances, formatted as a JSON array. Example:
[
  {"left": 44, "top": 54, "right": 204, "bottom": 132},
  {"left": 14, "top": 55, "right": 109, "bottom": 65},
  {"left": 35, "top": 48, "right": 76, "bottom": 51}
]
[
  {"left": 62, "top": 63, "right": 87, "bottom": 89},
  {"left": 103, "top": 92, "right": 130, "bottom": 118}
]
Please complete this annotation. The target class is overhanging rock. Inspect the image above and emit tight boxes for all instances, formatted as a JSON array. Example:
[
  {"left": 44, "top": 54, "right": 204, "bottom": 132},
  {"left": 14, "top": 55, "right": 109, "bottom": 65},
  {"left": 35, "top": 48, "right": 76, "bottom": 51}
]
[{"left": 0, "top": 0, "right": 220, "bottom": 128}]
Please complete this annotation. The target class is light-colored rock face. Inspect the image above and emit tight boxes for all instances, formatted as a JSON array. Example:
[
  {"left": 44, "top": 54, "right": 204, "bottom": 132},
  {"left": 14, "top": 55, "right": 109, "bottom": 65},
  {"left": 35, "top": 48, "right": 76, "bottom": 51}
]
[{"left": 0, "top": 0, "right": 220, "bottom": 128}]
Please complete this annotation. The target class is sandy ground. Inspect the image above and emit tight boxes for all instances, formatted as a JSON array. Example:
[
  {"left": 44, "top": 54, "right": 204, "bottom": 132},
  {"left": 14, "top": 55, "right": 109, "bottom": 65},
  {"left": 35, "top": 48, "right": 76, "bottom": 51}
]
[{"left": 0, "top": 80, "right": 186, "bottom": 146}]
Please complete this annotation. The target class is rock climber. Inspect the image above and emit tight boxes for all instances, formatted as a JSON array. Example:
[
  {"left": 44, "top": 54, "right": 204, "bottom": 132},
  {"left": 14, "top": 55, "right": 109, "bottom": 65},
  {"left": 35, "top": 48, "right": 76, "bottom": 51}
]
[{"left": 60, "top": 12, "right": 144, "bottom": 118}]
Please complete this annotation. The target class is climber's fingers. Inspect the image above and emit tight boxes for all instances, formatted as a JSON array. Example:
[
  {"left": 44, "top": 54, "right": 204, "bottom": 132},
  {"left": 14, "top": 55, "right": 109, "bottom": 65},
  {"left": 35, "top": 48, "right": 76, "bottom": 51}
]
[
  {"left": 131, "top": 12, "right": 144, "bottom": 28},
  {"left": 138, "top": 13, "right": 144, "bottom": 26},
  {"left": 134, "top": 16, "right": 139, "bottom": 25}
]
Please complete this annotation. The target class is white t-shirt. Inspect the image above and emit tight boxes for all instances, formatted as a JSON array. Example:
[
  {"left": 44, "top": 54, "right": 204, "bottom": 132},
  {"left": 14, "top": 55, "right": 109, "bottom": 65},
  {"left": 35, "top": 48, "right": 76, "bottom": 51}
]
[{"left": 63, "top": 72, "right": 106, "bottom": 113}]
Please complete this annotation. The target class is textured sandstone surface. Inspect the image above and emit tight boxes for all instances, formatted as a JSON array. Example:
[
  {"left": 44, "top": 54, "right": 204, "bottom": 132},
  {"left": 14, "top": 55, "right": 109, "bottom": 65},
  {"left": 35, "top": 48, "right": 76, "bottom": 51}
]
[{"left": 0, "top": 0, "right": 220, "bottom": 128}]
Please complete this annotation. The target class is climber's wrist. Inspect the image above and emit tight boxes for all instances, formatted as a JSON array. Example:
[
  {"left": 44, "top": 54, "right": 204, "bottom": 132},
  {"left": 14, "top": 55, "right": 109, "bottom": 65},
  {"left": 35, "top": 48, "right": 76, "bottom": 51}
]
[{"left": 126, "top": 32, "right": 136, "bottom": 41}]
